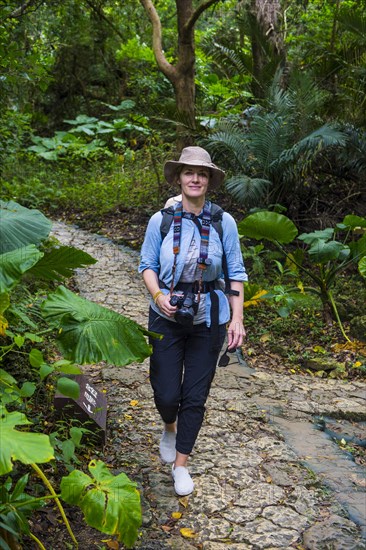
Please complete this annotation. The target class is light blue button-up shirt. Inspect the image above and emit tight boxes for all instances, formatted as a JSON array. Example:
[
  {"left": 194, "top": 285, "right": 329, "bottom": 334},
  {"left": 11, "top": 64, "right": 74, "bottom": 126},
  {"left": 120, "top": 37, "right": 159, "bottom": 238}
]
[{"left": 139, "top": 202, "right": 248, "bottom": 326}]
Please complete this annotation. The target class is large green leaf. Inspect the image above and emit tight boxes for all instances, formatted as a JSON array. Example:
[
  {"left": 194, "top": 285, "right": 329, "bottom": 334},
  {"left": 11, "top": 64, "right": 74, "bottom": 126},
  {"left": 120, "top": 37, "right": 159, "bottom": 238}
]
[
  {"left": 28, "top": 245, "right": 97, "bottom": 281},
  {"left": 0, "top": 406, "right": 54, "bottom": 475},
  {"left": 341, "top": 215, "right": 366, "bottom": 229},
  {"left": 60, "top": 459, "right": 141, "bottom": 548},
  {"left": 238, "top": 211, "right": 298, "bottom": 244},
  {"left": 349, "top": 234, "right": 366, "bottom": 261},
  {"left": 0, "top": 245, "right": 43, "bottom": 293},
  {"left": 298, "top": 228, "right": 334, "bottom": 245},
  {"left": 0, "top": 200, "right": 52, "bottom": 253},
  {"left": 308, "top": 240, "right": 350, "bottom": 264},
  {"left": 359, "top": 257, "right": 366, "bottom": 279},
  {"left": 41, "top": 286, "right": 153, "bottom": 366}
]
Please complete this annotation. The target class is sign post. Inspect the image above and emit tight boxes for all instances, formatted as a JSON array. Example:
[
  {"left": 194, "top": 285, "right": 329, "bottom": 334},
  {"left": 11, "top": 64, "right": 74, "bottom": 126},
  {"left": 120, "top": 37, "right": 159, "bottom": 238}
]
[{"left": 54, "top": 375, "right": 107, "bottom": 446}]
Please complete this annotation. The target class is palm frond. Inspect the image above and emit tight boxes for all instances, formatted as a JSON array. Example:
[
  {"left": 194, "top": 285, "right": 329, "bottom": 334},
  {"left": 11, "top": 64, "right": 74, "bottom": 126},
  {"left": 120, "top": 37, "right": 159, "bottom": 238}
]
[
  {"left": 202, "top": 120, "right": 250, "bottom": 171},
  {"left": 249, "top": 113, "right": 293, "bottom": 175},
  {"left": 339, "top": 126, "right": 366, "bottom": 175},
  {"left": 208, "top": 42, "right": 252, "bottom": 78},
  {"left": 226, "top": 174, "right": 271, "bottom": 207},
  {"left": 337, "top": 8, "right": 366, "bottom": 43},
  {"left": 275, "top": 124, "right": 347, "bottom": 168},
  {"left": 268, "top": 70, "right": 329, "bottom": 125}
]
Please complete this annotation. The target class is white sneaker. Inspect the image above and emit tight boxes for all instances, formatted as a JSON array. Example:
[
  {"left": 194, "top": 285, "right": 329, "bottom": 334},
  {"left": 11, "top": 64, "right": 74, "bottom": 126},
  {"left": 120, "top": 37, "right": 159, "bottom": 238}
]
[
  {"left": 172, "top": 465, "right": 194, "bottom": 496},
  {"left": 159, "top": 430, "right": 176, "bottom": 463}
]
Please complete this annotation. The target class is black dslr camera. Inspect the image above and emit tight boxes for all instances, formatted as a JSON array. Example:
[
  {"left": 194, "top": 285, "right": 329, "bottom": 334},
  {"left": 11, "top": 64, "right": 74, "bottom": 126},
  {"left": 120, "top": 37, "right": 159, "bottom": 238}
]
[{"left": 170, "top": 292, "right": 199, "bottom": 327}]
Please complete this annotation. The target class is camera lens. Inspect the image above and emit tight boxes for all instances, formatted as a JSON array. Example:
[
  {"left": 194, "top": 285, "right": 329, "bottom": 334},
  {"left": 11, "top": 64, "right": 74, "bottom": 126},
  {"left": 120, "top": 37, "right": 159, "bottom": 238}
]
[
  {"left": 170, "top": 295, "right": 179, "bottom": 307},
  {"left": 174, "top": 308, "right": 194, "bottom": 327}
]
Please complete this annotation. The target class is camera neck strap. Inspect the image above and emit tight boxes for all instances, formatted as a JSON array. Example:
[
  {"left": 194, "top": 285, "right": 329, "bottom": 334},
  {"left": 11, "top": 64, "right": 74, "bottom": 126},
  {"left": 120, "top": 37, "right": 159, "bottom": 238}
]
[{"left": 170, "top": 201, "right": 212, "bottom": 296}]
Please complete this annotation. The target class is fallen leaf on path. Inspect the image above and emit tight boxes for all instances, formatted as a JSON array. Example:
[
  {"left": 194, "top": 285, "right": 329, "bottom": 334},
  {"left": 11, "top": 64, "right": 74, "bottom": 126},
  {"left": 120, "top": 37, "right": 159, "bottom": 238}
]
[
  {"left": 102, "top": 539, "right": 119, "bottom": 549},
  {"left": 179, "top": 496, "right": 189, "bottom": 508},
  {"left": 172, "top": 512, "right": 182, "bottom": 519},
  {"left": 180, "top": 527, "right": 197, "bottom": 538}
]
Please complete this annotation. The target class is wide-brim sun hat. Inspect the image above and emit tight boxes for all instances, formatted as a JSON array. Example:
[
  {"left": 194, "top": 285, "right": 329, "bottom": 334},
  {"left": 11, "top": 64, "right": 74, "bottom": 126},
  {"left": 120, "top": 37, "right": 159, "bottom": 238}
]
[{"left": 164, "top": 146, "right": 225, "bottom": 189}]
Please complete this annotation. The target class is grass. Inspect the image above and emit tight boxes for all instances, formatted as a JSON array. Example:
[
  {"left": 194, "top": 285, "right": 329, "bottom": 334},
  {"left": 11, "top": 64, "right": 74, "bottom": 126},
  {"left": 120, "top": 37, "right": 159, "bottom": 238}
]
[{"left": 1, "top": 148, "right": 172, "bottom": 216}]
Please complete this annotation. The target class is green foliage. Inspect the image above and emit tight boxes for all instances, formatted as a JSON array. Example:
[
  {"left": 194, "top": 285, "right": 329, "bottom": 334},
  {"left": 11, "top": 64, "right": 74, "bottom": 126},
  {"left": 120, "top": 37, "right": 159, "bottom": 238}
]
[
  {"left": 0, "top": 246, "right": 43, "bottom": 293},
  {"left": 27, "top": 103, "right": 153, "bottom": 161},
  {"left": 29, "top": 245, "right": 98, "bottom": 281},
  {"left": 0, "top": 200, "right": 52, "bottom": 254},
  {"left": 2, "top": 145, "right": 167, "bottom": 218},
  {"left": 239, "top": 210, "right": 366, "bottom": 340},
  {"left": 359, "top": 256, "right": 366, "bottom": 279},
  {"left": 0, "top": 474, "right": 44, "bottom": 548},
  {"left": 0, "top": 406, "right": 55, "bottom": 475},
  {"left": 50, "top": 424, "right": 94, "bottom": 470},
  {"left": 285, "top": 1, "right": 366, "bottom": 125},
  {"left": 0, "top": 200, "right": 147, "bottom": 546},
  {"left": 204, "top": 71, "right": 347, "bottom": 210},
  {"left": 61, "top": 460, "right": 141, "bottom": 548},
  {"left": 42, "top": 285, "right": 154, "bottom": 366},
  {"left": 239, "top": 211, "right": 298, "bottom": 243}
]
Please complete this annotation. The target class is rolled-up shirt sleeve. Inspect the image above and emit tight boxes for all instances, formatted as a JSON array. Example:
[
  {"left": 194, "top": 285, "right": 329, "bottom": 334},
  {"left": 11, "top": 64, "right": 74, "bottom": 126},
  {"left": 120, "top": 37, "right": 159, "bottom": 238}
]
[
  {"left": 222, "top": 213, "right": 248, "bottom": 282},
  {"left": 138, "top": 212, "right": 162, "bottom": 274}
]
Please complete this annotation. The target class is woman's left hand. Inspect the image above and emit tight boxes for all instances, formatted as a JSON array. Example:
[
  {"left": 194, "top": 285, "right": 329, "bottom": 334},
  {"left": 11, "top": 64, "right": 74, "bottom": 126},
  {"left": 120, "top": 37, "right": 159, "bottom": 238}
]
[{"left": 227, "top": 318, "right": 246, "bottom": 351}]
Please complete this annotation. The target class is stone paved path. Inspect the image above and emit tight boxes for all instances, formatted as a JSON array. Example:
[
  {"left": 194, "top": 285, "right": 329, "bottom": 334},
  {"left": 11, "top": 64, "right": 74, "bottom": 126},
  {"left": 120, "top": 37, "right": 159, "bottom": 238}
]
[{"left": 52, "top": 221, "right": 366, "bottom": 549}]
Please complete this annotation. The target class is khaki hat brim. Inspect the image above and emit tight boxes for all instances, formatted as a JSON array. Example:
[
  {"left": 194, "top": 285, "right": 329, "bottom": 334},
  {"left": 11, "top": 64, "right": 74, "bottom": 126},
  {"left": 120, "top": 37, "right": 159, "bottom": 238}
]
[{"left": 164, "top": 160, "right": 225, "bottom": 189}]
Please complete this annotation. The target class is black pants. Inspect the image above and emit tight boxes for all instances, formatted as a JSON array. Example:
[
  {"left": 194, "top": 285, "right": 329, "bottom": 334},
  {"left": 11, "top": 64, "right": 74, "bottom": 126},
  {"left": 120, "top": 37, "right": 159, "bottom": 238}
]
[{"left": 148, "top": 308, "right": 226, "bottom": 455}]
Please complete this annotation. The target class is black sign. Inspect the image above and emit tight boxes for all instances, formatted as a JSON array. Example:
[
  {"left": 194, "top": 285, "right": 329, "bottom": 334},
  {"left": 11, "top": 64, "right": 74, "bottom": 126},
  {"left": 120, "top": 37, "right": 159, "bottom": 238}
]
[{"left": 54, "top": 375, "right": 107, "bottom": 446}]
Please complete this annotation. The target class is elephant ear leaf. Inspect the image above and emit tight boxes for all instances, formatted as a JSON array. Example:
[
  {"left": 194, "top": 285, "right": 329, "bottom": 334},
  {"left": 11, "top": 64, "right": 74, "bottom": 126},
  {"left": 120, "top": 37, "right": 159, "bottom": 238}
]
[
  {"left": 341, "top": 215, "right": 366, "bottom": 229},
  {"left": 0, "top": 200, "right": 52, "bottom": 253},
  {"left": 41, "top": 286, "right": 153, "bottom": 366},
  {"left": 359, "top": 257, "right": 366, "bottom": 279},
  {"left": 0, "top": 406, "right": 54, "bottom": 475},
  {"left": 238, "top": 211, "right": 298, "bottom": 244},
  {"left": 0, "top": 245, "right": 43, "bottom": 293},
  {"left": 61, "top": 459, "right": 141, "bottom": 548},
  {"left": 29, "top": 246, "right": 97, "bottom": 281}
]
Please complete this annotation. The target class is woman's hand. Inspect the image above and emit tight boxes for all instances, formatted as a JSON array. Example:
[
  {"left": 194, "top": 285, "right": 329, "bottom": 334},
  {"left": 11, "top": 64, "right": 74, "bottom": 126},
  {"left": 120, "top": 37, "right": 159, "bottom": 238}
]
[
  {"left": 227, "top": 317, "right": 246, "bottom": 351},
  {"left": 156, "top": 293, "right": 177, "bottom": 318},
  {"left": 227, "top": 281, "right": 246, "bottom": 350}
]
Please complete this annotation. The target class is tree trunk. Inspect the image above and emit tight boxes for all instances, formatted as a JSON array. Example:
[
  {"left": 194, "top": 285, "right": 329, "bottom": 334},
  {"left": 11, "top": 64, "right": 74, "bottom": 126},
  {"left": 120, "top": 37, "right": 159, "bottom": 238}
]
[
  {"left": 174, "top": 0, "right": 196, "bottom": 145},
  {"left": 248, "top": 0, "right": 285, "bottom": 98},
  {"left": 139, "top": 0, "right": 220, "bottom": 146}
]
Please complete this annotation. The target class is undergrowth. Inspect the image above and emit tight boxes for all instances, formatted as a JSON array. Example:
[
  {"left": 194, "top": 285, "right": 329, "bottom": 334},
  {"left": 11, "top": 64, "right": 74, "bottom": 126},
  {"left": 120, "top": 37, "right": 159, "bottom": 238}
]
[
  {"left": 244, "top": 277, "right": 366, "bottom": 381},
  {"left": 1, "top": 149, "right": 172, "bottom": 217}
]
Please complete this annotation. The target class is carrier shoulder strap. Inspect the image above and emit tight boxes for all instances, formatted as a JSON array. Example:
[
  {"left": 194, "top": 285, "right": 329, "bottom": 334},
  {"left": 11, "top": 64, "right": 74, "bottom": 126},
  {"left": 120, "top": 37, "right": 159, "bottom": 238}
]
[
  {"left": 160, "top": 203, "right": 224, "bottom": 242},
  {"left": 160, "top": 206, "right": 175, "bottom": 241},
  {"left": 159, "top": 202, "right": 238, "bottom": 296}
]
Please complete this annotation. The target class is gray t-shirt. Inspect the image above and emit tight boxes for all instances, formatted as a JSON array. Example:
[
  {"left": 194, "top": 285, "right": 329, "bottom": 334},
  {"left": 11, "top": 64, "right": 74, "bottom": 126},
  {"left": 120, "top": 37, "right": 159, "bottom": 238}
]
[{"left": 179, "top": 236, "right": 206, "bottom": 324}]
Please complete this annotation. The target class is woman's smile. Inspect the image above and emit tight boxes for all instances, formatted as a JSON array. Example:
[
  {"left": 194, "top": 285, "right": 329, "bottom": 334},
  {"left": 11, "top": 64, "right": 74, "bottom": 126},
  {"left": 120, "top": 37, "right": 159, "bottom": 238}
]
[{"left": 179, "top": 165, "right": 209, "bottom": 198}]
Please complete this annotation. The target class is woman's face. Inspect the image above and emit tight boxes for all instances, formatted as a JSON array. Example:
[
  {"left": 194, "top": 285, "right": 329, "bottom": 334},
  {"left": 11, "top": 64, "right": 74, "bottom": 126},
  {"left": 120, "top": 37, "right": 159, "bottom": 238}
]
[{"left": 178, "top": 164, "right": 210, "bottom": 200}]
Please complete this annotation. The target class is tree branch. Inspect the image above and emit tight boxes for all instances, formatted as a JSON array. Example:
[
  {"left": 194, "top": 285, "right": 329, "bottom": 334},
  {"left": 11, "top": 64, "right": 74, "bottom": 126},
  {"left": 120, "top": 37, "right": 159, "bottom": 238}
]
[
  {"left": 7, "top": 0, "right": 42, "bottom": 19},
  {"left": 184, "top": 0, "right": 222, "bottom": 35},
  {"left": 139, "top": 0, "right": 177, "bottom": 81},
  {"left": 83, "top": 0, "right": 126, "bottom": 41}
]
